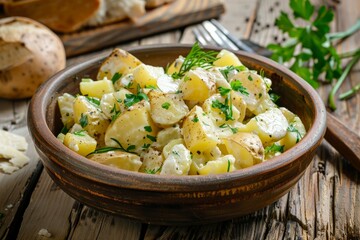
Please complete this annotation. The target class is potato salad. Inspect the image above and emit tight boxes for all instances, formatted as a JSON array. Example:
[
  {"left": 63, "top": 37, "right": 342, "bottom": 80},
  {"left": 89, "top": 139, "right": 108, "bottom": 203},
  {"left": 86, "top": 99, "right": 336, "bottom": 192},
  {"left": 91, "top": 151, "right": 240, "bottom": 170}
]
[{"left": 57, "top": 43, "right": 306, "bottom": 176}]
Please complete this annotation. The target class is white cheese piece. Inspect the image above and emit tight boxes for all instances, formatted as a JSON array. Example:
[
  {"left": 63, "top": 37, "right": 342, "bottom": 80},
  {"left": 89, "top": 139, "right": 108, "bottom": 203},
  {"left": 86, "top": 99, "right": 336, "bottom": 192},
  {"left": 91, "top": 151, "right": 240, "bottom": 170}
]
[
  {"left": 0, "top": 129, "right": 28, "bottom": 151},
  {"left": 0, "top": 162, "right": 19, "bottom": 174},
  {"left": 38, "top": 229, "right": 52, "bottom": 238},
  {"left": 0, "top": 144, "right": 30, "bottom": 169}
]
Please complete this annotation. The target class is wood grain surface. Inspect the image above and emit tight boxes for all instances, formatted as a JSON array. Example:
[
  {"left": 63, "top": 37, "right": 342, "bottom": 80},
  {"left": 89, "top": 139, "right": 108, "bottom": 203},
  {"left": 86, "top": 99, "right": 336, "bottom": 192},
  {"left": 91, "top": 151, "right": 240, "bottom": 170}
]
[
  {"left": 60, "top": 0, "right": 225, "bottom": 57},
  {"left": 1, "top": 0, "right": 359, "bottom": 239}
]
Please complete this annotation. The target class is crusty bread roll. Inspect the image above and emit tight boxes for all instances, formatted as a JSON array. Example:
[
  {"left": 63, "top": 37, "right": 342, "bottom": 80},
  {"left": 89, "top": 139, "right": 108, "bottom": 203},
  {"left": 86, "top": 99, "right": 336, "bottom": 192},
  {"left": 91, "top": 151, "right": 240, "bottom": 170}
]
[
  {"left": 0, "top": 17, "right": 66, "bottom": 99},
  {"left": 87, "top": 0, "right": 146, "bottom": 27},
  {"left": 146, "top": 0, "right": 175, "bottom": 8},
  {"left": 4, "top": 0, "right": 101, "bottom": 33},
  {"left": 3, "top": 0, "right": 147, "bottom": 33}
]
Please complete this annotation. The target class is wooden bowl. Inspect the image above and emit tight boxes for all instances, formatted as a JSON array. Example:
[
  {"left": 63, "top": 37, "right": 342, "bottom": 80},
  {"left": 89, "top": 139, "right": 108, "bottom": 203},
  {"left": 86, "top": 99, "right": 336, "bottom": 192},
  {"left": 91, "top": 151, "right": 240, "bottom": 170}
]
[{"left": 28, "top": 44, "right": 326, "bottom": 225}]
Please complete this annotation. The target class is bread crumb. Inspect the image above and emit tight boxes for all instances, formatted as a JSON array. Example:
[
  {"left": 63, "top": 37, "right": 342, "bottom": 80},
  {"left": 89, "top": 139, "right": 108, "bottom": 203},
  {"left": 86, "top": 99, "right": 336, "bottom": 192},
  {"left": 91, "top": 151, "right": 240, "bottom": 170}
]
[{"left": 38, "top": 229, "right": 52, "bottom": 238}]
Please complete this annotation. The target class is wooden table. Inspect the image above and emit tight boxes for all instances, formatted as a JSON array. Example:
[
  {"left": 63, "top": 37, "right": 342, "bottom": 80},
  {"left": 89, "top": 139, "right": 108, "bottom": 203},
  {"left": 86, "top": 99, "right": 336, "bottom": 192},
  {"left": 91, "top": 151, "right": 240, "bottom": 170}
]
[{"left": 1, "top": 0, "right": 359, "bottom": 239}]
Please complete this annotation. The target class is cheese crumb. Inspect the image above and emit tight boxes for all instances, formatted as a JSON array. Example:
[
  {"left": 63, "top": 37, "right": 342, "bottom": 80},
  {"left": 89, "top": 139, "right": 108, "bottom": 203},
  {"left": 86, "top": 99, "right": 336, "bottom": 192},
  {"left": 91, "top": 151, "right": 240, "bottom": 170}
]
[{"left": 38, "top": 229, "right": 52, "bottom": 238}]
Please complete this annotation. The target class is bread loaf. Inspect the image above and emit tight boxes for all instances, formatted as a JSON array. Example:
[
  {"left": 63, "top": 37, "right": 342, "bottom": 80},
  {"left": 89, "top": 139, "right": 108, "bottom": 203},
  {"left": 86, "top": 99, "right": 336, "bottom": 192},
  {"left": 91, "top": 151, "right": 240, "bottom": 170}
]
[
  {"left": 3, "top": 0, "right": 148, "bottom": 33},
  {"left": 0, "top": 17, "right": 66, "bottom": 99}
]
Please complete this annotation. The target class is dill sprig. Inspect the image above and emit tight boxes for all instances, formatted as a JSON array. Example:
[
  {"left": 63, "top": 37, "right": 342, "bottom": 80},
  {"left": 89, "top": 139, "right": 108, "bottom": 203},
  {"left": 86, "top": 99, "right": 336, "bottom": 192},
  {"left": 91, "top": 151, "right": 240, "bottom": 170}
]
[{"left": 172, "top": 42, "right": 219, "bottom": 79}]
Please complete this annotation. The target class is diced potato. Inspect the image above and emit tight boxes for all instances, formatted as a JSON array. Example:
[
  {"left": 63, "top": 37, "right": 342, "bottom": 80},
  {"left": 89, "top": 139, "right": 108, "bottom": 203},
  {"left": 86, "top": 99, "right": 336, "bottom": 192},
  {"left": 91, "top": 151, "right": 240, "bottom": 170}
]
[
  {"left": 88, "top": 151, "right": 142, "bottom": 172},
  {"left": 80, "top": 79, "right": 115, "bottom": 99},
  {"left": 229, "top": 71, "right": 268, "bottom": 113},
  {"left": 97, "top": 48, "right": 142, "bottom": 80},
  {"left": 213, "top": 49, "right": 243, "bottom": 67},
  {"left": 63, "top": 131, "right": 97, "bottom": 157},
  {"left": 153, "top": 125, "right": 182, "bottom": 150},
  {"left": 148, "top": 90, "right": 189, "bottom": 126},
  {"left": 182, "top": 106, "right": 219, "bottom": 153},
  {"left": 156, "top": 74, "right": 180, "bottom": 93},
  {"left": 167, "top": 56, "right": 184, "bottom": 75},
  {"left": 100, "top": 88, "right": 132, "bottom": 120},
  {"left": 139, "top": 148, "right": 164, "bottom": 174},
  {"left": 180, "top": 68, "right": 216, "bottom": 102},
  {"left": 198, "top": 155, "right": 236, "bottom": 175},
  {"left": 202, "top": 93, "right": 240, "bottom": 126},
  {"left": 58, "top": 93, "right": 75, "bottom": 128},
  {"left": 230, "top": 91, "right": 246, "bottom": 123},
  {"left": 222, "top": 132, "right": 264, "bottom": 169},
  {"left": 162, "top": 138, "right": 184, "bottom": 159},
  {"left": 132, "top": 64, "right": 164, "bottom": 89},
  {"left": 73, "top": 96, "right": 110, "bottom": 146},
  {"left": 160, "top": 144, "right": 191, "bottom": 176},
  {"left": 244, "top": 108, "right": 289, "bottom": 145},
  {"left": 279, "top": 116, "right": 306, "bottom": 150},
  {"left": 104, "top": 101, "right": 159, "bottom": 154},
  {"left": 252, "top": 95, "right": 277, "bottom": 115}
]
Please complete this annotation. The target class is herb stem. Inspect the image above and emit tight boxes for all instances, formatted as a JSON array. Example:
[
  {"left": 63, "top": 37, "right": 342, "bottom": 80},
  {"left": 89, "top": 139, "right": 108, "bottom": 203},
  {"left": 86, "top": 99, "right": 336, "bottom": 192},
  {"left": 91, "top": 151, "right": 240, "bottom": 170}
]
[
  {"left": 339, "top": 49, "right": 360, "bottom": 59},
  {"left": 339, "top": 83, "right": 360, "bottom": 100},
  {"left": 327, "top": 19, "right": 360, "bottom": 41},
  {"left": 328, "top": 50, "right": 360, "bottom": 110}
]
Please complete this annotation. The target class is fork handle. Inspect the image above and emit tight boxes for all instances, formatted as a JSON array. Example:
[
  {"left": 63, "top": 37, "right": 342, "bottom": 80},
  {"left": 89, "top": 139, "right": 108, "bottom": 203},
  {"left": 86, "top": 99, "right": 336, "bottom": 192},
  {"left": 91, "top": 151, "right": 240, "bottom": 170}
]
[{"left": 325, "top": 112, "right": 360, "bottom": 171}]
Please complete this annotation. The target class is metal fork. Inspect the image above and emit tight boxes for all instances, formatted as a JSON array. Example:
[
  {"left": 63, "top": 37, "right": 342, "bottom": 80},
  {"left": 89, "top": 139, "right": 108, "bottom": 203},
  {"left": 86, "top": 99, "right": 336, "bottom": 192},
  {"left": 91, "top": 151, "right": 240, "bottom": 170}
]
[
  {"left": 192, "top": 19, "right": 272, "bottom": 57},
  {"left": 192, "top": 19, "right": 360, "bottom": 171}
]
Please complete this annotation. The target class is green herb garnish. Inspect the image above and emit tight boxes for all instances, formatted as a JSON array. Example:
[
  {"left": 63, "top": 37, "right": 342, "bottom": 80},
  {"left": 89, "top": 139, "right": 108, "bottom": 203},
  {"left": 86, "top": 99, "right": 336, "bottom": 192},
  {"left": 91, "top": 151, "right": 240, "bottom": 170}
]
[
  {"left": 287, "top": 124, "right": 303, "bottom": 143},
  {"left": 124, "top": 85, "right": 149, "bottom": 108},
  {"left": 265, "top": 144, "right": 285, "bottom": 154},
  {"left": 79, "top": 113, "right": 88, "bottom": 128},
  {"left": 85, "top": 96, "right": 100, "bottom": 106},
  {"left": 111, "top": 72, "right": 122, "bottom": 84},
  {"left": 144, "top": 126, "right": 152, "bottom": 132},
  {"left": 268, "top": 0, "right": 360, "bottom": 110},
  {"left": 219, "top": 65, "right": 247, "bottom": 80},
  {"left": 230, "top": 80, "right": 249, "bottom": 96},
  {"left": 73, "top": 130, "right": 86, "bottom": 136},
  {"left": 161, "top": 102, "right": 171, "bottom": 109},
  {"left": 172, "top": 42, "right": 218, "bottom": 79},
  {"left": 211, "top": 95, "right": 233, "bottom": 121}
]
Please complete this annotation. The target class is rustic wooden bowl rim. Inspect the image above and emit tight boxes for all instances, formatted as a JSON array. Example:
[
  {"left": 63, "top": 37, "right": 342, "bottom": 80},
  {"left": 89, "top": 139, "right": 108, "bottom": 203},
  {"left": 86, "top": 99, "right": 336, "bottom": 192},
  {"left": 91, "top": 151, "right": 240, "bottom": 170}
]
[{"left": 29, "top": 44, "right": 326, "bottom": 192}]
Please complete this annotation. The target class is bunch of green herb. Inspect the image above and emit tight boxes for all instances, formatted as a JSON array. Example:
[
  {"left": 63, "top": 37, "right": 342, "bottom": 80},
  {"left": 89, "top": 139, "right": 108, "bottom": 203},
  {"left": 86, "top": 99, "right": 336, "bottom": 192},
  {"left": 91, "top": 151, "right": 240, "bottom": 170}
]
[
  {"left": 267, "top": 0, "right": 360, "bottom": 110},
  {"left": 171, "top": 42, "right": 218, "bottom": 79}
]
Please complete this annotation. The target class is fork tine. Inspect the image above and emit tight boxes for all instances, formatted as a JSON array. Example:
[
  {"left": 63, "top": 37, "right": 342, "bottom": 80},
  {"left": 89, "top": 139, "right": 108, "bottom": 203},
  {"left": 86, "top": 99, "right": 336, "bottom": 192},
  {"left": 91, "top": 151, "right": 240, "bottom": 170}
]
[
  {"left": 201, "top": 21, "right": 239, "bottom": 51},
  {"left": 192, "top": 27, "right": 209, "bottom": 47}
]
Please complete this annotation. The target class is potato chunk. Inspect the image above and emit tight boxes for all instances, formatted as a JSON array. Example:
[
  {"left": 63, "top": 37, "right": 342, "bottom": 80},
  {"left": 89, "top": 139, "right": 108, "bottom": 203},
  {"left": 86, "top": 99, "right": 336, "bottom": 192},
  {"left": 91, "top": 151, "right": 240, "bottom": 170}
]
[
  {"left": 80, "top": 79, "right": 115, "bottom": 99},
  {"left": 148, "top": 90, "right": 189, "bottom": 126},
  {"left": 160, "top": 144, "right": 191, "bottom": 176},
  {"left": 88, "top": 151, "right": 142, "bottom": 172},
  {"left": 197, "top": 155, "right": 236, "bottom": 175},
  {"left": 245, "top": 108, "right": 289, "bottom": 145},
  {"left": 73, "top": 96, "right": 110, "bottom": 146},
  {"left": 104, "top": 101, "right": 158, "bottom": 154},
  {"left": 222, "top": 132, "right": 264, "bottom": 169},
  {"left": 213, "top": 49, "right": 244, "bottom": 67},
  {"left": 182, "top": 106, "right": 219, "bottom": 153},
  {"left": 58, "top": 93, "right": 75, "bottom": 128},
  {"left": 132, "top": 64, "right": 164, "bottom": 88},
  {"left": 97, "top": 48, "right": 142, "bottom": 80},
  {"left": 180, "top": 68, "right": 216, "bottom": 102},
  {"left": 63, "top": 131, "right": 97, "bottom": 157}
]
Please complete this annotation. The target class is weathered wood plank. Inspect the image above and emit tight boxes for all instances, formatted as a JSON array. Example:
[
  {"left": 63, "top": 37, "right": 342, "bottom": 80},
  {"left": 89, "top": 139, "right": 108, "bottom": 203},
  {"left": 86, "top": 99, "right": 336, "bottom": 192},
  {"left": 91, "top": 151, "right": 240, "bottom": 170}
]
[
  {"left": 60, "top": 0, "right": 225, "bottom": 57},
  {"left": 0, "top": 126, "right": 41, "bottom": 239}
]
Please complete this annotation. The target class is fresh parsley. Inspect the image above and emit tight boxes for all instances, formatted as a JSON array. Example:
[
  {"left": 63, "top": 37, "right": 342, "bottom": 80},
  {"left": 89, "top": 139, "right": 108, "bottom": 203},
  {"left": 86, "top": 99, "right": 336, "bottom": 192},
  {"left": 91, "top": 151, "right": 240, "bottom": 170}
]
[
  {"left": 211, "top": 95, "right": 233, "bottom": 121},
  {"left": 268, "top": 0, "right": 360, "bottom": 110},
  {"left": 144, "top": 126, "right": 152, "bottom": 132},
  {"left": 219, "top": 65, "right": 247, "bottom": 80},
  {"left": 172, "top": 42, "right": 218, "bottom": 79},
  {"left": 265, "top": 144, "right": 285, "bottom": 154},
  {"left": 85, "top": 96, "right": 100, "bottom": 106},
  {"left": 161, "top": 102, "right": 171, "bottom": 109},
  {"left": 79, "top": 113, "right": 88, "bottom": 128},
  {"left": 124, "top": 85, "right": 149, "bottom": 108},
  {"left": 219, "top": 123, "right": 238, "bottom": 134},
  {"left": 73, "top": 130, "right": 86, "bottom": 136},
  {"left": 230, "top": 80, "right": 249, "bottom": 96},
  {"left": 111, "top": 72, "right": 122, "bottom": 84},
  {"left": 287, "top": 124, "right": 303, "bottom": 143}
]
